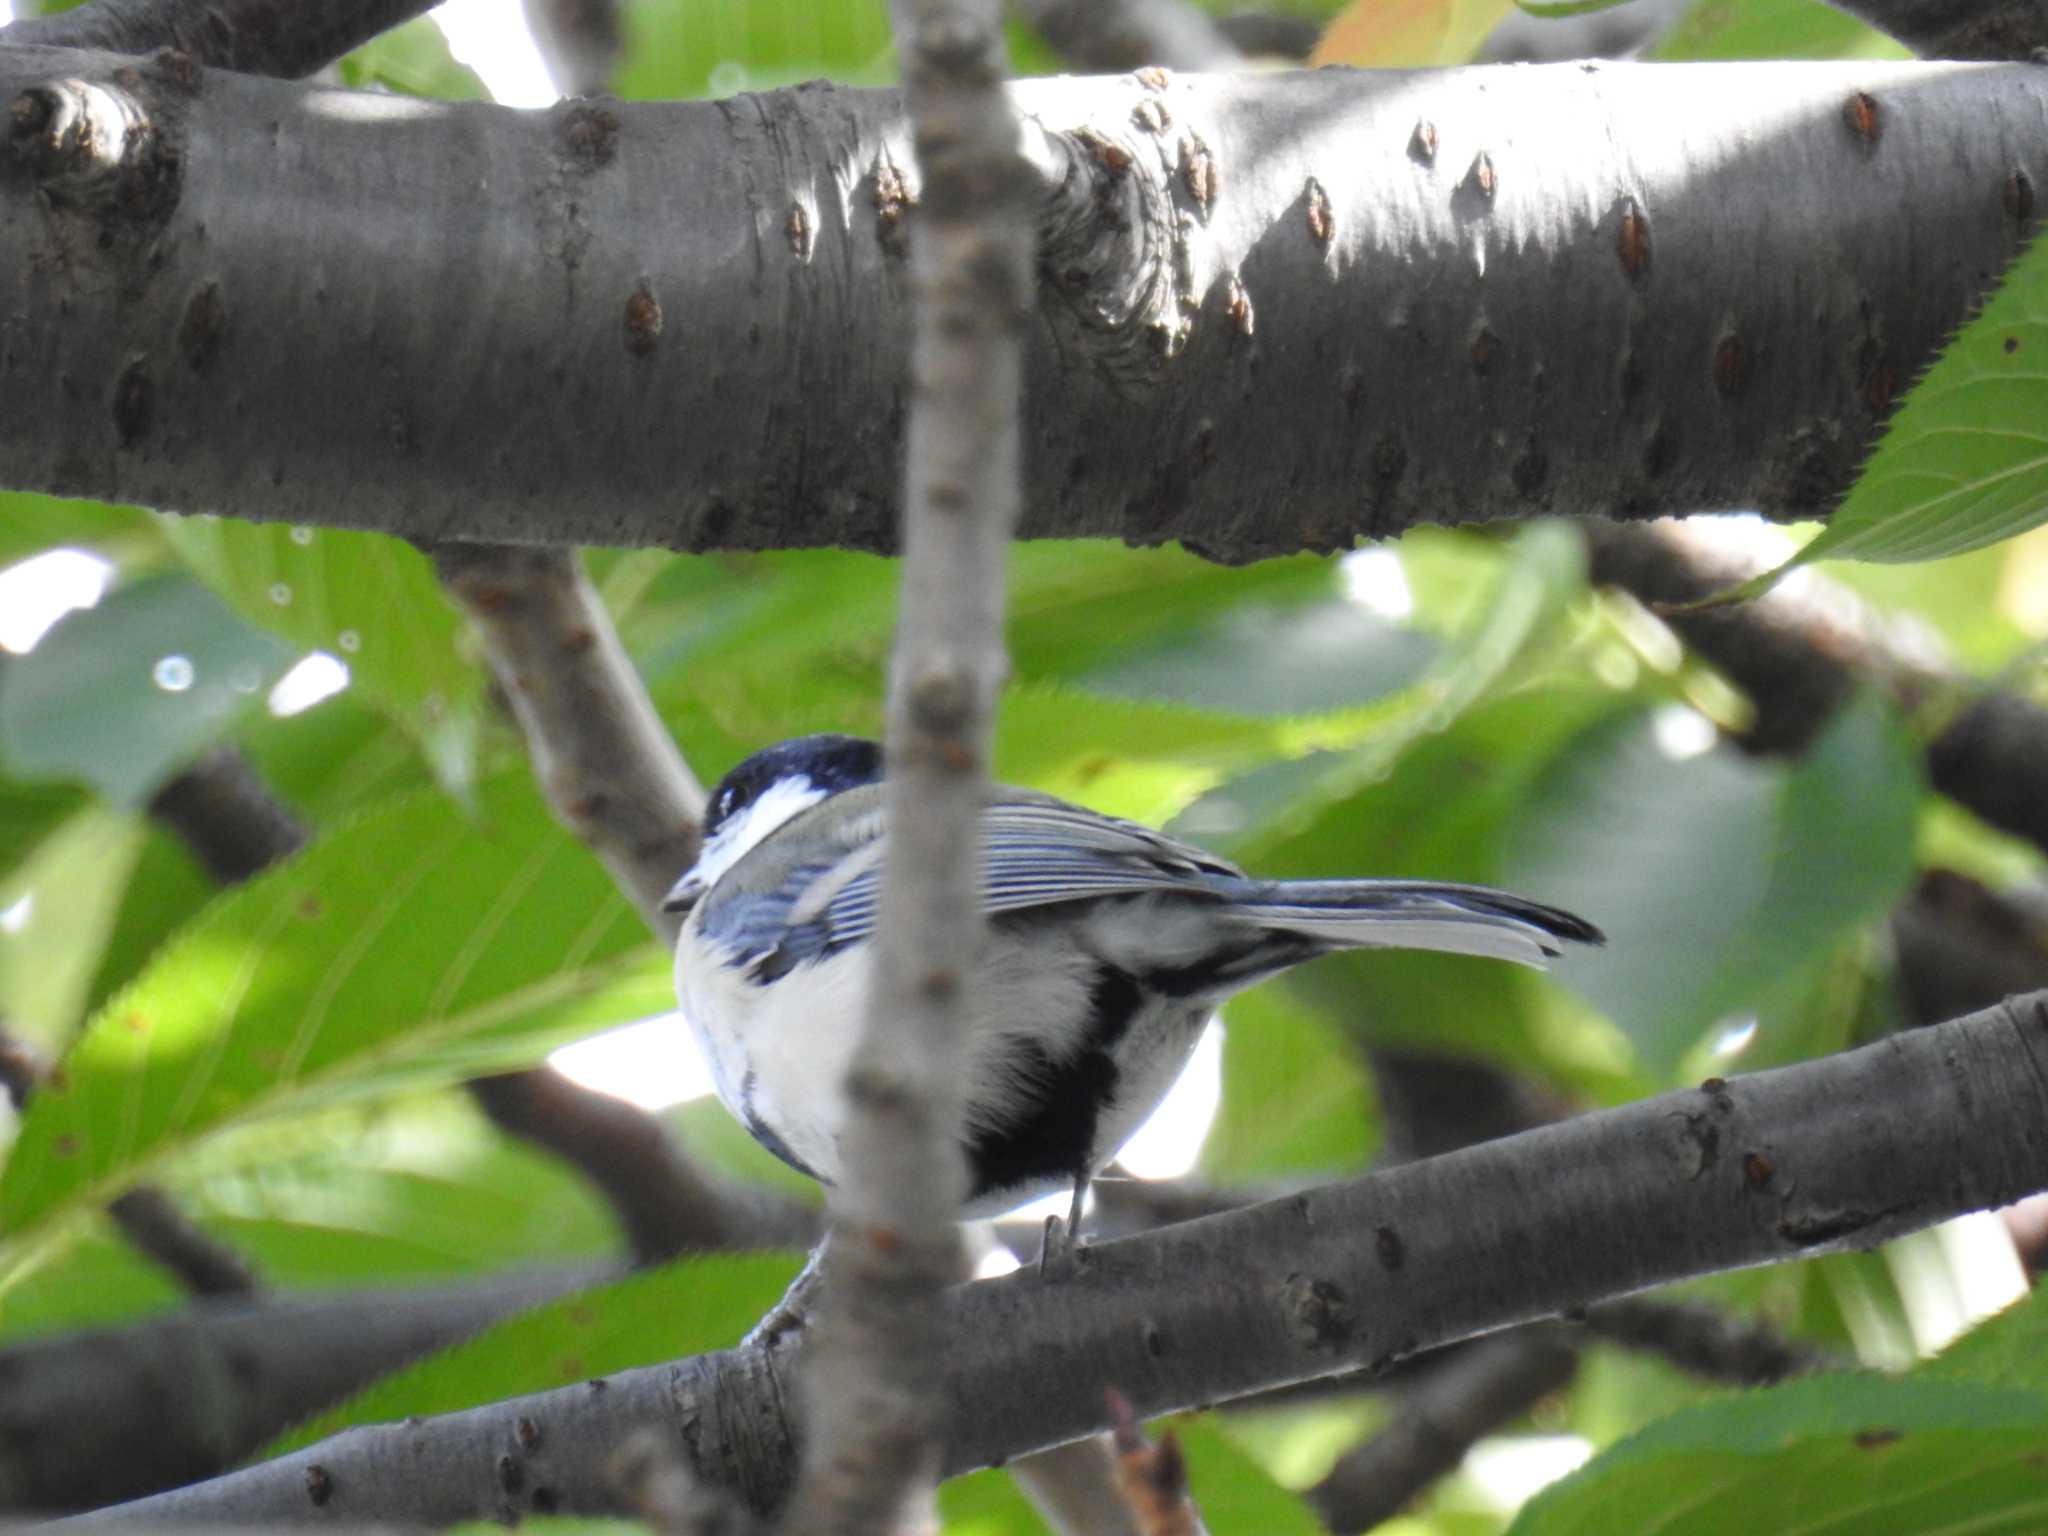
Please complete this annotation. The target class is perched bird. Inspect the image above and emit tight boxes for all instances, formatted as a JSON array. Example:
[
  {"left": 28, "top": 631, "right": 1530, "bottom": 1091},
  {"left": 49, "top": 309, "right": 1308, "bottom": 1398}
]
[{"left": 664, "top": 735, "right": 1602, "bottom": 1221}]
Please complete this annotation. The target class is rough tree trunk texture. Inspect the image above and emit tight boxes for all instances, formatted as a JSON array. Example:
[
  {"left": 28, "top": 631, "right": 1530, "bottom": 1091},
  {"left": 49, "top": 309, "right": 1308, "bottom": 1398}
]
[
  {"left": 87, "top": 987, "right": 2048, "bottom": 1526},
  {"left": 3, "top": 47, "right": 2044, "bottom": 563}
]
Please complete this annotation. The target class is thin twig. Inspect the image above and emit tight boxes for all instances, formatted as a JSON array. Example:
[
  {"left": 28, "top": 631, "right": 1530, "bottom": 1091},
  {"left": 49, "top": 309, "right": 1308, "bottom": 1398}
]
[{"left": 1106, "top": 1391, "right": 1208, "bottom": 1536}]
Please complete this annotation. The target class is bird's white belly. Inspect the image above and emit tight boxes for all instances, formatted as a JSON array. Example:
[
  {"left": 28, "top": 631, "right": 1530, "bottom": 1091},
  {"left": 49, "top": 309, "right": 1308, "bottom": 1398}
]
[
  {"left": 675, "top": 921, "right": 869, "bottom": 1187},
  {"left": 674, "top": 906, "right": 1216, "bottom": 1214}
]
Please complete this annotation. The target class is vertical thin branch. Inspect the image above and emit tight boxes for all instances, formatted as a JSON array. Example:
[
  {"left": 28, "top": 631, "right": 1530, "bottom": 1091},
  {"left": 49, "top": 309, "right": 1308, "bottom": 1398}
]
[{"left": 777, "top": 1, "right": 1036, "bottom": 1529}]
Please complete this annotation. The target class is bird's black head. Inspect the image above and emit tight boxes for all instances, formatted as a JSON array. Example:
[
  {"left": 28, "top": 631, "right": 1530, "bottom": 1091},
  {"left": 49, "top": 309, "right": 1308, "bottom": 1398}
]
[{"left": 701, "top": 734, "right": 883, "bottom": 843}]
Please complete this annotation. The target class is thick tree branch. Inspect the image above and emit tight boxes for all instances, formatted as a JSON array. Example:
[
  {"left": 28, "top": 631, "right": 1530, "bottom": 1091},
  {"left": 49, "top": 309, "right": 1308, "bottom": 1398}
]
[
  {"left": 0, "top": 0, "right": 435, "bottom": 77},
  {"left": 86, "top": 988, "right": 2048, "bottom": 1526},
  {"left": 3, "top": 1266, "right": 602, "bottom": 1513},
  {"left": 3, "top": 51, "right": 2044, "bottom": 560},
  {"left": 775, "top": 1, "right": 1034, "bottom": 1529}
]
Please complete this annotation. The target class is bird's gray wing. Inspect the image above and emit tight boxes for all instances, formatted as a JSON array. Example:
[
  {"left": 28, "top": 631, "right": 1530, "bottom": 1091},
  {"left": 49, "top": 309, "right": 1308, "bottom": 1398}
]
[{"left": 699, "top": 791, "right": 1241, "bottom": 976}]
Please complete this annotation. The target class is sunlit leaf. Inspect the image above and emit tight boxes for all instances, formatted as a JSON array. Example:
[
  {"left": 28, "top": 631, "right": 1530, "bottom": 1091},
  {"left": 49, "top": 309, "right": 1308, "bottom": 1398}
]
[
  {"left": 0, "top": 493, "right": 159, "bottom": 569},
  {"left": 267, "top": 1251, "right": 804, "bottom": 1456},
  {"left": 1313, "top": 0, "right": 1516, "bottom": 64},
  {"left": 0, "top": 574, "right": 294, "bottom": 806},
  {"left": 1653, "top": 0, "right": 1910, "bottom": 60},
  {"left": 338, "top": 18, "right": 489, "bottom": 99},
  {"left": 618, "top": 0, "right": 893, "bottom": 100},
  {"left": 0, "top": 775, "right": 664, "bottom": 1276},
  {"left": 157, "top": 519, "right": 483, "bottom": 795}
]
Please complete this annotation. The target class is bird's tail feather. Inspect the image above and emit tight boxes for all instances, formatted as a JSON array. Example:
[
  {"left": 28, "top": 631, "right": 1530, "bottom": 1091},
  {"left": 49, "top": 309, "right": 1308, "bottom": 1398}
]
[{"left": 1220, "top": 879, "right": 1603, "bottom": 970}]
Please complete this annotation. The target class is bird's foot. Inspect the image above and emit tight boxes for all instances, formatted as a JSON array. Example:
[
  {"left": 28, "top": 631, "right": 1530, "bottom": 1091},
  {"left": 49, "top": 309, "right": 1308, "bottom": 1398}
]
[{"left": 1038, "top": 1211, "right": 1087, "bottom": 1280}]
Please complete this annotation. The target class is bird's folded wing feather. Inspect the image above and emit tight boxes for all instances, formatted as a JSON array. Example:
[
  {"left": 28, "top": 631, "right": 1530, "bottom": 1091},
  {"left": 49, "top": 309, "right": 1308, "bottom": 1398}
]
[{"left": 701, "top": 795, "right": 1244, "bottom": 969}]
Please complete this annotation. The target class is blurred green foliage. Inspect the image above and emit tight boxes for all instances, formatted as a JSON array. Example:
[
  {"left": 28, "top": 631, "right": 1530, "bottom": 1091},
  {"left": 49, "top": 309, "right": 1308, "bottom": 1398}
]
[{"left": 0, "top": 0, "right": 2045, "bottom": 1530}]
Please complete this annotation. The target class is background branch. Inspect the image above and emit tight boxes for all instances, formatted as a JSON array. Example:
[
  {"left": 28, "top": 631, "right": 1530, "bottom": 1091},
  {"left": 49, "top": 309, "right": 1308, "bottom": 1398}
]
[
  {"left": 0, "top": 0, "right": 436, "bottom": 77},
  {"left": 91, "top": 986, "right": 2048, "bottom": 1525}
]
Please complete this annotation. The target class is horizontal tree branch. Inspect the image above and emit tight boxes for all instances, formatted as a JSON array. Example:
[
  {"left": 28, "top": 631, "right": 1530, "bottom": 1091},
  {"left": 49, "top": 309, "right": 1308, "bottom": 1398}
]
[
  {"left": 3, "top": 1266, "right": 603, "bottom": 1512},
  {"left": 3, "top": 49, "right": 2044, "bottom": 561},
  {"left": 83, "top": 987, "right": 2048, "bottom": 1526},
  {"left": 0, "top": 0, "right": 436, "bottom": 78}
]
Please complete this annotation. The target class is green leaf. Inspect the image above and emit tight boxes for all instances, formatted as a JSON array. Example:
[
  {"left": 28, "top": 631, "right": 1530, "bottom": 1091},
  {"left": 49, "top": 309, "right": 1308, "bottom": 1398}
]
[
  {"left": 616, "top": 0, "right": 894, "bottom": 100},
  {"left": 1654, "top": 0, "right": 1910, "bottom": 60},
  {"left": 1753, "top": 232, "right": 2048, "bottom": 576},
  {"left": 157, "top": 519, "right": 483, "bottom": 794},
  {"left": 1201, "top": 987, "right": 1376, "bottom": 1184},
  {"left": 1514, "top": 1289, "right": 2048, "bottom": 1536},
  {"left": 0, "top": 775, "right": 663, "bottom": 1278},
  {"left": 267, "top": 1251, "right": 804, "bottom": 1456},
  {"left": 1515, "top": 0, "right": 1634, "bottom": 18},
  {"left": 1174, "top": 522, "right": 1588, "bottom": 863},
  {"left": 0, "top": 493, "right": 160, "bottom": 569},
  {"left": 0, "top": 772, "right": 88, "bottom": 881},
  {"left": 1502, "top": 693, "right": 1921, "bottom": 1077},
  {"left": 1251, "top": 684, "right": 1644, "bottom": 1099},
  {"left": 76, "top": 822, "right": 213, "bottom": 1021},
  {"left": 0, "top": 574, "right": 294, "bottom": 805},
  {"left": 1177, "top": 1418, "right": 1326, "bottom": 1536},
  {"left": 0, "top": 806, "right": 149, "bottom": 1055},
  {"left": 1082, "top": 599, "right": 1435, "bottom": 718},
  {"left": 337, "top": 17, "right": 489, "bottom": 100}
]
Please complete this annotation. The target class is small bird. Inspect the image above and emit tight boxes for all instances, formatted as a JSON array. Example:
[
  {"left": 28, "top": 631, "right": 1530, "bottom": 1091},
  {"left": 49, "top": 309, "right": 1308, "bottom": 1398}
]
[{"left": 664, "top": 735, "right": 1602, "bottom": 1222}]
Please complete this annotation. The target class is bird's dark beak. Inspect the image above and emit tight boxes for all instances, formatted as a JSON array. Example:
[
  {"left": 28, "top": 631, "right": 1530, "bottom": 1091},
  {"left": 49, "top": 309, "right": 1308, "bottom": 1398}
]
[{"left": 661, "top": 869, "right": 706, "bottom": 915}]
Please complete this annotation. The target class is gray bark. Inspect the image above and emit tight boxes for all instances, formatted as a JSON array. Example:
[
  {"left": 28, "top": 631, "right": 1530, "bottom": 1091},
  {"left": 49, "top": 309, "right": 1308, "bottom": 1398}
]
[
  {"left": 79, "top": 987, "right": 2048, "bottom": 1526},
  {"left": 3, "top": 48, "right": 2044, "bottom": 562},
  {"left": 0, "top": 0, "right": 435, "bottom": 78},
  {"left": 776, "top": 2, "right": 1034, "bottom": 1529},
  {"left": 2, "top": 1267, "right": 603, "bottom": 1512}
]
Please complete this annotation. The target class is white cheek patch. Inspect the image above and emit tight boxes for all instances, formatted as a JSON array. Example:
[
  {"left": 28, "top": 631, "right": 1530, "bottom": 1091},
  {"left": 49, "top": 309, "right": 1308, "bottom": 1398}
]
[{"left": 691, "top": 776, "right": 827, "bottom": 889}]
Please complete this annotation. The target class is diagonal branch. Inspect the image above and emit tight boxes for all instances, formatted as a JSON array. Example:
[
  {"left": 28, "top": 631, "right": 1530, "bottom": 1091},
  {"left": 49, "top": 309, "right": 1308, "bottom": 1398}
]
[
  {"left": 0, "top": 0, "right": 436, "bottom": 77},
  {"left": 88, "top": 986, "right": 2048, "bottom": 1526},
  {"left": 3, "top": 49, "right": 2045, "bottom": 560},
  {"left": 430, "top": 545, "right": 703, "bottom": 940}
]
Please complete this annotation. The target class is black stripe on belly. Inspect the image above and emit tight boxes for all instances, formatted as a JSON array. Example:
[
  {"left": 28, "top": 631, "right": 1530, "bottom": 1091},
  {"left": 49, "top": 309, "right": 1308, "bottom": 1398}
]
[
  {"left": 965, "top": 965, "right": 1142, "bottom": 1204},
  {"left": 740, "top": 1067, "right": 823, "bottom": 1183}
]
